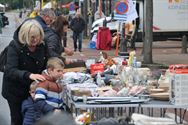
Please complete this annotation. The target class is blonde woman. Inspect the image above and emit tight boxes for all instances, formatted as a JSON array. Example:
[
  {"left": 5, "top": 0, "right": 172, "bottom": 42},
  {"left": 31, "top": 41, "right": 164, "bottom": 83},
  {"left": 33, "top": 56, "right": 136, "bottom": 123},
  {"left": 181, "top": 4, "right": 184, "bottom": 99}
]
[{"left": 2, "top": 19, "right": 49, "bottom": 125}]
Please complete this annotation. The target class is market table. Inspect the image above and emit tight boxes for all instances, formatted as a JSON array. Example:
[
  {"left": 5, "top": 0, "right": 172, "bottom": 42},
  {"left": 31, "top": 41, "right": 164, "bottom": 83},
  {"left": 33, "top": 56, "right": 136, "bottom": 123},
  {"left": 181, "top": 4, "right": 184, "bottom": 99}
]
[
  {"left": 66, "top": 96, "right": 187, "bottom": 123},
  {"left": 62, "top": 85, "right": 187, "bottom": 123},
  {"left": 72, "top": 101, "right": 140, "bottom": 120},
  {"left": 140, "top": 100, "right": 188, "bottom": 124}
]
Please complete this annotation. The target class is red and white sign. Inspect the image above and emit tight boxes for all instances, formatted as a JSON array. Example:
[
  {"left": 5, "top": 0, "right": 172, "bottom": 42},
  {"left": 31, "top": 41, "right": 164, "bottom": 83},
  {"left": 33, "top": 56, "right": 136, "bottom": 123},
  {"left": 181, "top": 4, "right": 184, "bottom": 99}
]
[
  {"left": 114, "top": 0, "right": 138, "bottom": 22},
  {"left": 90, "top": 63, "right": 105, "bottom": 74}
]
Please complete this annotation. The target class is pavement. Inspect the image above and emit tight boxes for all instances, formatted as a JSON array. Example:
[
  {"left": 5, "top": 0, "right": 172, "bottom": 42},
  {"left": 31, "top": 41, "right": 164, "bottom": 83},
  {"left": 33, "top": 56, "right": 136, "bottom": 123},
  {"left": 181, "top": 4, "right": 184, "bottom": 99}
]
[{"left": 66, "top": 33, "right": 188, "bottom": 67}]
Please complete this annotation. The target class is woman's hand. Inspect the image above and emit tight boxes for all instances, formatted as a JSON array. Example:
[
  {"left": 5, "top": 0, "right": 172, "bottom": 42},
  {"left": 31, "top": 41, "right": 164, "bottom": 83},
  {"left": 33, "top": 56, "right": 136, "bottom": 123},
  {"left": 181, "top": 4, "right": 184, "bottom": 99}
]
[
  {"left": 29, "top": 74, "right": 46, "bottom": 82},
  {"left": 64, "top": 47, "right": 74, "bottom": 56}
]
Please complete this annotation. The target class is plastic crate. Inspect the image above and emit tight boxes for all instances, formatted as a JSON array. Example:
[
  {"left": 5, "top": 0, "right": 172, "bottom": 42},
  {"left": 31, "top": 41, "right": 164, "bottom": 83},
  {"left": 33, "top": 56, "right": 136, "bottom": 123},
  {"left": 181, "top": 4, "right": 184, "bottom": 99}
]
[{"left": 169, "top": 74, "right": 188, "bottom": 105}]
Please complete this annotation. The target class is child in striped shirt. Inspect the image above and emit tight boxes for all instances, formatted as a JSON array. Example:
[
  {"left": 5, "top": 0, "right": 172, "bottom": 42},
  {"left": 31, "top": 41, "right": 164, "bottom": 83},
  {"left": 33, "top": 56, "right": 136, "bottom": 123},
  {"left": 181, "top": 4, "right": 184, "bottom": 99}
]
[{"left": 34, "top": 57, "right": 65, "bottom": 118}]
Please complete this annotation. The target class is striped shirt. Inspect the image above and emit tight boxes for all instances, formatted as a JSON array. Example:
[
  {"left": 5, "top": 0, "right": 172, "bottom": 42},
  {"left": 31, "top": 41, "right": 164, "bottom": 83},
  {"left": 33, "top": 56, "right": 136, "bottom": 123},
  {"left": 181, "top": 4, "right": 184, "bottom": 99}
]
[{"left": 35, "top": 74, "right": 63, "bottom": 113}]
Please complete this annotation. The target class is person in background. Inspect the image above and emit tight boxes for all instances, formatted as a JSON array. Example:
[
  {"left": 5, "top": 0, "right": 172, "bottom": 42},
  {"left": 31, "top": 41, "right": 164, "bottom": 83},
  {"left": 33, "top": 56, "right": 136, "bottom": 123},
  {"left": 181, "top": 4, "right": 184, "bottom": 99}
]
[
  {"left": 63, "top": 31, "right": 67, "bottom": 47},
  {"left": 62, "top": 15, "right": 70, "bottom": 48},
  {"left": 19, "top": 10, "right": 23, "bottom": 18},
  {"left": 125, "top": 21, "right": 136, "bottom": 50},
  {"left": 35, "top": 8, "right": 74, "bottom": 63},
  {"left": 1, "top": 19, "right": 48, "bottom": 125},
  {"left": 54, "top": 4, "right": 63, "bottom": 16},
  {"left": 29, "top": 9, "right": 39, "bottom": 18},
  {"left": 22, "top": 82, "right": 40, "bottom": 125},
  {"left": 45, "top": 15, "right": 73, "bottom": 64},
  {"left": 34, "top": 57, "right": 65, "bottom": 118},
  {"left": 70, "top": 10, "right": 86, "bottom": 52}
]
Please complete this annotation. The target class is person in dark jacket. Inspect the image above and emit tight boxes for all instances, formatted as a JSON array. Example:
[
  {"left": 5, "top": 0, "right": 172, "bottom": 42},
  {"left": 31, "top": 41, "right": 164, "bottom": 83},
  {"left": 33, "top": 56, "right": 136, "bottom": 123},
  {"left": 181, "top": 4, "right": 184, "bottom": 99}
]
[
  {"left": 22, "top": 81, "right": 41, "bottom": 125},
  {"left": 70, "top": 10, "right": 86, "bottom": 52},
  {"left": 45, "top": 15, "right": 73, "bottom": 64},
  {"left": 34, "top": 8, "right": 73, "bottom": 62},
  {"left": 1, "top": 19, "right": 48, "bottom": 125},
  {"left": 35, "top": 9, "right": 85, "bottom": 68}
]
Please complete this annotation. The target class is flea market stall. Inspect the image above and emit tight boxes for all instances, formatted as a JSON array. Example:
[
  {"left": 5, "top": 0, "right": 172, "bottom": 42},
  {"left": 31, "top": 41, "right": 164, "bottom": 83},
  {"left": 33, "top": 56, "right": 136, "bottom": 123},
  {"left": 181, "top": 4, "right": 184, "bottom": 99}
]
[{"left": 60, "top": 51, "right": 188, "bottom": 125}]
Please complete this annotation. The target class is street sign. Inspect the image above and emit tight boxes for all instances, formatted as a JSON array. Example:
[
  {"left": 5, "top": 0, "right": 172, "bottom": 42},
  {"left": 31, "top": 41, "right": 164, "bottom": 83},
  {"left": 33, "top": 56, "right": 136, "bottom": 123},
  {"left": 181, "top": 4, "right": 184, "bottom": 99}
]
[
  {"left": 114, "top": 0, "right": 138, "bottom": 22},
  {"left": 70, "top": 3, "right": 75, "bottom": 11},
  {"left": 115, "top": 2, "right": 128, "bottom": 15}
]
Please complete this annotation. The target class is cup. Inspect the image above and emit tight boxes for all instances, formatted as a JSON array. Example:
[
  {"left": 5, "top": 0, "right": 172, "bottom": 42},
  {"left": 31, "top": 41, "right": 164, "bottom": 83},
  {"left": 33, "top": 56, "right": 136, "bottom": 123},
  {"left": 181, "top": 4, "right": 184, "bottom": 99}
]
[{"left": 136, "top": 61, "right": 142, "bottom": 68}]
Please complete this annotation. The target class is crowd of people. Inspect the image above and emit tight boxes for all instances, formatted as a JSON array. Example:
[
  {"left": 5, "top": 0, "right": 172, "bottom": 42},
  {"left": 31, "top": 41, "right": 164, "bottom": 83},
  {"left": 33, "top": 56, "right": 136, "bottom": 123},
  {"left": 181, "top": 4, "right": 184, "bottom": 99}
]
[{"left": 1, "top": 8, "right": 86, "bottom": 125}]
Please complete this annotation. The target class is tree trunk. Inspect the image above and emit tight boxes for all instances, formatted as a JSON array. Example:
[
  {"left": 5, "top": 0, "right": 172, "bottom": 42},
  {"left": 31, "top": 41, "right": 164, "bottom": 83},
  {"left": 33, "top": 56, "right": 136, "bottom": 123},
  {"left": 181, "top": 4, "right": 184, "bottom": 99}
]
[
  {"left": 181, "top": 35, "right": 187, "bottom": 54},
  {"left": 83, "top": 0, "right": 88, "bottom": 37},
  {"left": 143, "top": 0, "right": 153, "bottom": 64}
]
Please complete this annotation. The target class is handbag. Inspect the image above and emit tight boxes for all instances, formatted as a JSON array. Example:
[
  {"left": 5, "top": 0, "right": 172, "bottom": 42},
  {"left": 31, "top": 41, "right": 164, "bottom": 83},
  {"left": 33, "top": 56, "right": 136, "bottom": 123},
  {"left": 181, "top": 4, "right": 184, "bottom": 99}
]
[{"left": 0, "top": 40, "right": 20, "bottom": 72}]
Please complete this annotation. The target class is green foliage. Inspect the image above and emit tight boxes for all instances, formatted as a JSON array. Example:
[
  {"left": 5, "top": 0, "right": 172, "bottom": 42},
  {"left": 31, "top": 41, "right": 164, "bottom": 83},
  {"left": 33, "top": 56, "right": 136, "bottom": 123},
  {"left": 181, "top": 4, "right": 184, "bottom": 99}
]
[
  {"left": 60, "top": 0, "right": 72, "bottom": 4},
  {"left": 0, "top": 0, "right": 73, "bottom": 9},
  {"left": 0, "top": 0, "right": 24, "bottom": 9}
]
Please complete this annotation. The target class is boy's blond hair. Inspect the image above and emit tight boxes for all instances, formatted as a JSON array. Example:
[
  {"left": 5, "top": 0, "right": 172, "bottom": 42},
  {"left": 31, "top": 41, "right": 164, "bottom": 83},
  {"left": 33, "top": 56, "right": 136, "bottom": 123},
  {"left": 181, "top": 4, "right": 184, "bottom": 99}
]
[
  {"left": 47, "top": 57, "right": 65, "bottom": 71},
  {"left": 30, "top": 81, "right": 38, "bottom": 91}
]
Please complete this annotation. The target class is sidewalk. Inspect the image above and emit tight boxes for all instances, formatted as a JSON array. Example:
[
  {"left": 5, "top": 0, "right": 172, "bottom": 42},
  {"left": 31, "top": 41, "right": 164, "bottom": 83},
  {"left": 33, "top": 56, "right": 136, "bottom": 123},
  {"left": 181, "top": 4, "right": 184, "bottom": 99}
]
[{"left": 66, "top": 34, "right": 188, "bottom": 66}]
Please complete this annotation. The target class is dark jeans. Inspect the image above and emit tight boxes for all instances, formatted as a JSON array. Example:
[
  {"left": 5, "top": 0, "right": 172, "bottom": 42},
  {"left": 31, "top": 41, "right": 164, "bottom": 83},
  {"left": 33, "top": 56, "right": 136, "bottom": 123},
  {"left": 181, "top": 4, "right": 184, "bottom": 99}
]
[
  {"left": 8, "top": 100, "right": 23, "bottom": 125},
  {"left": 73, "top": 32, "right": 83, "bottom": 51}
]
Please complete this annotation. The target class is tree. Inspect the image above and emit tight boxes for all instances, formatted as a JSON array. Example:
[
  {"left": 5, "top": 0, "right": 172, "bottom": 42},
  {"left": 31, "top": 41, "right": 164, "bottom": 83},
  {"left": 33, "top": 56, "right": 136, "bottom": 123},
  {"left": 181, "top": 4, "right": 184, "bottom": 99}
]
[{"left": 143, "top": 0, "right": 153, "bottom": 64}]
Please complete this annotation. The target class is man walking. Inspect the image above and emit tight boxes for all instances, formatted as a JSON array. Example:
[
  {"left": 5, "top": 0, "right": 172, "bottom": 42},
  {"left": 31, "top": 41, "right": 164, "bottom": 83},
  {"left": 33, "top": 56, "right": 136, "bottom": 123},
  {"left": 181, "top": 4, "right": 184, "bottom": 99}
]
[{"left": 70, "top": 10, "right": 86, "bottom": 52}]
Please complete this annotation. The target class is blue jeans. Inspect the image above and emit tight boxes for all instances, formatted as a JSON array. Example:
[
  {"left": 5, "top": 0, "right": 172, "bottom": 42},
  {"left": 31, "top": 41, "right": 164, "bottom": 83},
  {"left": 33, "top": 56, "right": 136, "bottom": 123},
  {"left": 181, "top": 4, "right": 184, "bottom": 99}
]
[{"left": 73, "top": 32, "right": 83, "bottom": 51}]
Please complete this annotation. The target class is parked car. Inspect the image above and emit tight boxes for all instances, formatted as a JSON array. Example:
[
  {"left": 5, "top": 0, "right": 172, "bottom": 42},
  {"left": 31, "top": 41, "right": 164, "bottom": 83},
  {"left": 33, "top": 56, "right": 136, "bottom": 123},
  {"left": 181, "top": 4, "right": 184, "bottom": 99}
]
[
  {"left": 0, "top": 12, "right": 9, "bottom": 27},
  {"left": 91, "top": 16, "right": 119, "bottom": 36}
]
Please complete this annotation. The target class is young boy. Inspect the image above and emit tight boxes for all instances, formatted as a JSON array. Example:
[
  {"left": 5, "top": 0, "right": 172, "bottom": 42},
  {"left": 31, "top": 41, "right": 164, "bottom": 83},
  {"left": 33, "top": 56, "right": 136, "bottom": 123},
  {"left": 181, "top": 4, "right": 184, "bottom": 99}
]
[
  {"left": 22, "top": 81, "right": 40, "bottom": 125},
  {"left": 34, "top": 57, "right": 65, "bottom": 117}
]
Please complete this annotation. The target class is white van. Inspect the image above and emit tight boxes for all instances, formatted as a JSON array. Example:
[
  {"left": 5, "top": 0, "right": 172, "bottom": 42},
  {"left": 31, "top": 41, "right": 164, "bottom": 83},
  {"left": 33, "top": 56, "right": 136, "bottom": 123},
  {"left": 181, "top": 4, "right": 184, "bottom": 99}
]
[
  {"left": 91, "top": 0, "right": 188, "bottom": 41},
  {"left": 137, "top": 0, "right": 188, "bottom": 40},
  {"left": 91, "top": 16, "right": 119, "bottom": 35}
]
